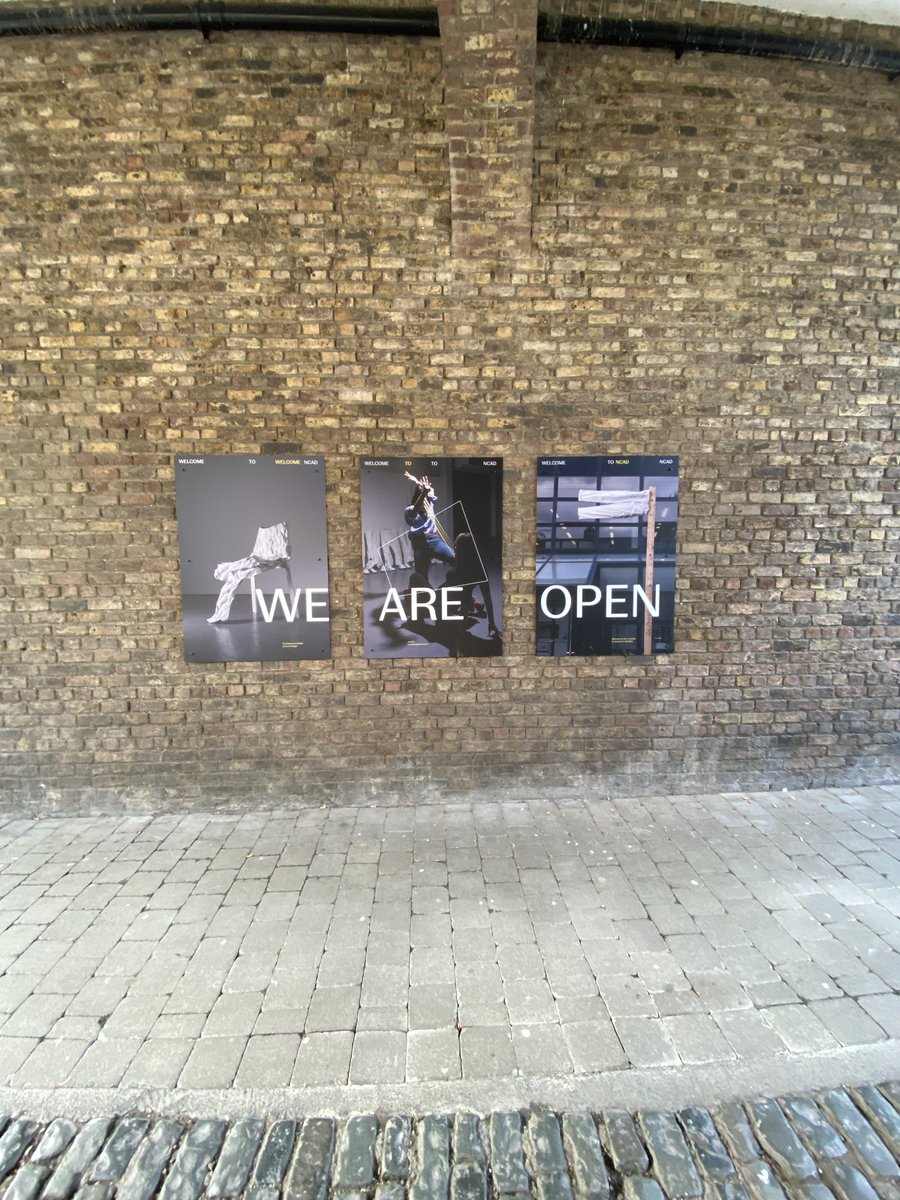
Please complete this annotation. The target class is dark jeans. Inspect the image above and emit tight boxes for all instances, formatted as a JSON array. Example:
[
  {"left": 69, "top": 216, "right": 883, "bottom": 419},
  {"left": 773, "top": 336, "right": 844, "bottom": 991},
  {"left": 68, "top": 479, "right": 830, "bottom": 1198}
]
[{"left": 411, "top": 534, "right": 455, "bottom": 586}]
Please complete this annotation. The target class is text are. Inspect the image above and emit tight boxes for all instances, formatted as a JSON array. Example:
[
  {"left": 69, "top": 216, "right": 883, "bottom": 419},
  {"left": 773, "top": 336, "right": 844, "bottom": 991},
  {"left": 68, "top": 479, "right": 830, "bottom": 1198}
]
[{"left": 379, "top": 587, "right": 465, "bottom": 623}]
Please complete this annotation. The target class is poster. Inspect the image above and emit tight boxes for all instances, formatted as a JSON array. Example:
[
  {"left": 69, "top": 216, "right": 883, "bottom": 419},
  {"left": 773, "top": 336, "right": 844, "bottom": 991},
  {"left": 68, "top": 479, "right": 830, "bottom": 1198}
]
[
  {"left": 175, "top": 455, "right": 330, "bottom": 662},
  {"left": 360, "top": 456, "right": 503, "bottom": 658},
  {"left": 536, "top": 455, "right": 679, "bottom": 656}
]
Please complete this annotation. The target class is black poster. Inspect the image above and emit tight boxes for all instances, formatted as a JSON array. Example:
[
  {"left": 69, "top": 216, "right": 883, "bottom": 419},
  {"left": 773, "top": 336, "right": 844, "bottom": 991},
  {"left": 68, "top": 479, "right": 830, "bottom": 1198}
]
[
  {"left": 360, "top": 456, "right": 503, "bottom": 658},
  {"left": 536, "top": 455, "right": 679, "bottom": 656},
  {"left": 175, "top": 455, "right": 330, "bottom": 662}
]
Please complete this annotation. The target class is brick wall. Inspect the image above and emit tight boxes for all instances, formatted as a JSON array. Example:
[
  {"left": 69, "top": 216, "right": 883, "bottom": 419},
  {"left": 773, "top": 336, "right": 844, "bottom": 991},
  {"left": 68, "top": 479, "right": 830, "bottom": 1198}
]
[
  {"left": 439, "top": 0, "right": 537, "bottom": 256},
  {"left": 1, "top": 20, "right": 897, "bottom": 810}
]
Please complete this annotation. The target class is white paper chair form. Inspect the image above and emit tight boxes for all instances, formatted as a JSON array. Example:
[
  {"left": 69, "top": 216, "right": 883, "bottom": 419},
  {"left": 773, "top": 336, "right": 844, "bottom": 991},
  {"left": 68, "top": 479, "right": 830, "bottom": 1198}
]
[{"left": 207, "top": 522, "right": 293, "bottom": 623}]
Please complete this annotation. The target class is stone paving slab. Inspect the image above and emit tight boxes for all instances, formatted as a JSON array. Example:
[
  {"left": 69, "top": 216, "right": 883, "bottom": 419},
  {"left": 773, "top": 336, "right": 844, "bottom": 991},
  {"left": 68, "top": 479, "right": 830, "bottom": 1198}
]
[
  {"left": 0, "top": 1083, "right": 899, "bottom": 1199},
  {"left": 0, "top": 786, "right": 898, "bottom": 1093}
]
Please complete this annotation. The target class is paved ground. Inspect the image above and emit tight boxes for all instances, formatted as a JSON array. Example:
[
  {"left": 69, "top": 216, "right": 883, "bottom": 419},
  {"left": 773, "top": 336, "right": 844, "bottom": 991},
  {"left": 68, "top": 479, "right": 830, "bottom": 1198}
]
[
  {"left": 1, "top": 1086, "right": 900, "bottom": 1200},
  {"left": 0, "top": 782, "right": 898, "bottom": 1197}
]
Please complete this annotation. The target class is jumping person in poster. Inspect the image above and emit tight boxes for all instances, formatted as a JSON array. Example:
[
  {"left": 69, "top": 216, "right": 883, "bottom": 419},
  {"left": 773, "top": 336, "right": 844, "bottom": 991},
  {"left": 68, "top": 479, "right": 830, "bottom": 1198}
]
[
  {"left": 360, "top": 457, "right": 504, "bottom": 659},
  {"left": 403, "top": 471, "right": 456, "bottom": 590}
]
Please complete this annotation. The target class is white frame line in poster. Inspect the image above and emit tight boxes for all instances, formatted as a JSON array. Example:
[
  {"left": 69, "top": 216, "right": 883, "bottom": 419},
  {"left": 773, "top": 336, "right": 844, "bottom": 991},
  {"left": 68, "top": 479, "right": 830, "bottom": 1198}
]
[
  {"left": 361, "top": 457, "right": 503, "bottom": 658},
  {"left": 175, "top": 455, "right": 331, "bottom": 662},
  {"left": 371, "top": 499, "right": 491, "bottom": 594},
  {"left": 536, "top": 454, "right": 679, "bottom": 657}
]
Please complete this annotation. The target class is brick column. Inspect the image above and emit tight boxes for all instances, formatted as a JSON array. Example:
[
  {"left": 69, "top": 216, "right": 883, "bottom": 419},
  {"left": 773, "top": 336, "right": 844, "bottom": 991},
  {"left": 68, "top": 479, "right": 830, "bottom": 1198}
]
[{"left": 437, "top": 0, "right": 537, "bottom": 259}]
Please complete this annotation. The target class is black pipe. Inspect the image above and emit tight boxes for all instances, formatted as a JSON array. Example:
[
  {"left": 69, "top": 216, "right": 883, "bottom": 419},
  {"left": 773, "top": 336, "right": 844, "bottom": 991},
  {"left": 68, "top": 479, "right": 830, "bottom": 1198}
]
[
  {"left": 0, "top": 2, "right": 896, "bottom": 77},
  {"left": 0, "top": 3, "right": 440, "bottom": 38},
  {"left": 538, "top": 12, "right": 900, "bottom": 76}
]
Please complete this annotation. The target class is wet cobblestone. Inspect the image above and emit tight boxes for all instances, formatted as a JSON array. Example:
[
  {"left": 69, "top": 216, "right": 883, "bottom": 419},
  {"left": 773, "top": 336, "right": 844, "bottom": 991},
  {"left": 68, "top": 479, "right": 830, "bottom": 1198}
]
[{"left": 0, "top": 1083, "right": 898, "bottom": 1198}]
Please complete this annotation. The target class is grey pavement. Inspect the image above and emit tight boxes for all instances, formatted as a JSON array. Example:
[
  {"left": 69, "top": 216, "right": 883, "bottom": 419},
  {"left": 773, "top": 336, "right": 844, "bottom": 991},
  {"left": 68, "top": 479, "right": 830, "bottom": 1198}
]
[
  {"left": 2, "top": 784, "right": 900, "bottom": 1200},
  {"left": 0, "top": 783, "right": 897, "bottom": 1117}
]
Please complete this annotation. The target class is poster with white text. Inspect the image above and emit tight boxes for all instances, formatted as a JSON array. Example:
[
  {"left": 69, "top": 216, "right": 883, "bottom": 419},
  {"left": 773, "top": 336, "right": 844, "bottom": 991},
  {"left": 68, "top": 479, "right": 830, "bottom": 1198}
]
[
  {"left": 175, "top": 455, "right": 330, "bottom": 662},
  {"left": 536, "top": 455, "right": 678, "bottom": 656},
  {"left": 361, "top": 456, "right": 503, "bottom": 658}
]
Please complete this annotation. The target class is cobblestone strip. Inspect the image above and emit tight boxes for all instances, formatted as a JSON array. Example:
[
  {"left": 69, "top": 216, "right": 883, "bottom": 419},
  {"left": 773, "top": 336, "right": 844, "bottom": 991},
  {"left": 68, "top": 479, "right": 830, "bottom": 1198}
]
[
  {"left": 43, "top": 1118, "right": 113, "bottom": 1200},
  {"left": 561, "top": 1114, "right": 609, "bottom": 1200},
  {"left": 333, "top": 1115, "right": 378, "bottom": 1192},
  {"left": 525, "top": 1112, "right": 574, "bottom": 1200},
  {"left": 284, "top": 1118, "right": 335, "bottom": 1200},
  {"left": 118, "top": 1120, "right": 185, "bottom": 1200},
  {"left": 0, "top": 1082, "right": 899, "bottom": 1198},
  {"left": 381, "top": 1116, "right": 411, "bottom": 1184},
  {"left": 489, "top": 1112, "right": 529, "bottom": 1196},
  {"left": 88, "top": 1119, "right": 152, "bottom": 1185},
  {"left": 245, "top": 1119, "right": 297, "bottom": 1200},
  {"left": 0, "top": 1118, "right": 38, "bottom": 1179},
  {"left": 410, "top": 1115, "right": 450, "bottom": 1200},
  {"left": 206, "top": 1119, "right": 265, "bottom": 1198},
  {"left": 158, "top": 1120, "right": 226, "bottom": 1200},
  {"left": 452, "top": 1114, "right": 487, "bottom": 1200}
]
